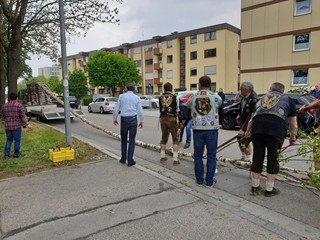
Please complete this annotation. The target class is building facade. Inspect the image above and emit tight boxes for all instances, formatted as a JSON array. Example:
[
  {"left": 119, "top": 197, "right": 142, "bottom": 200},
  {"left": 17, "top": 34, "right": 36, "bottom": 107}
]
[
  {"left": 241, "top": 0, "right": 320, "bottom": 93},
  {"left": 38, "top": 64, "right": 59, "bottom": 78},
  {"left": 65, "top": 23, "right": 240, "bottom": 95}
]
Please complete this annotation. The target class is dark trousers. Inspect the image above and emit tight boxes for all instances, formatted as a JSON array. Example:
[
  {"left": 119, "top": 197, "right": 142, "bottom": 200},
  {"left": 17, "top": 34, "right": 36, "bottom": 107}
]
[
  {"left": 250, "top": 134, "right": 284, "bottom": 174},
  {"left": 120, "top": 116, "right": 137, "bottom": 164}
]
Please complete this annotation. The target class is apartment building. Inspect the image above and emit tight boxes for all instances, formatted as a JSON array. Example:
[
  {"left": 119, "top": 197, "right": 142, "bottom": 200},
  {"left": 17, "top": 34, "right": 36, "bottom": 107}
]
[
  {"left": 38, "top": 64, "right": 59, "bottom": 78},
  {"left": 241, "top": 0, "right": 320, "bottom": 93},
  {"left": 65, "top": 23, "right": 240, "bottom": 95}
]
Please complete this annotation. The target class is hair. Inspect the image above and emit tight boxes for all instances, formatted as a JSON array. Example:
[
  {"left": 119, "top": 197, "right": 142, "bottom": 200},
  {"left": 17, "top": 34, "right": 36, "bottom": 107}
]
[
  {"left": 240, "top": 81, "right": 254, "bottom": 92},
  {"left": 270, "top": 82, "right": 285, "bottom": 93},
  {"left": 9, "top": 92, "right": 18, "bottom": 100},
  {"left": 164, "top": 82, "right": 173, "bottom": 92},
  {"left": 126, "top": 84, "right": 135, "bottom": 91},
  {"left": 199, "top": 75, "right": 211, "bottom": 88}
]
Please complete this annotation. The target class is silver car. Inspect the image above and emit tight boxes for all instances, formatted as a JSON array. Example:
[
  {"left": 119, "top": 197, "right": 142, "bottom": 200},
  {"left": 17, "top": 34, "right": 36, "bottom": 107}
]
[{"left": 88, "top": 97, "right": 118, "bottom": 114}]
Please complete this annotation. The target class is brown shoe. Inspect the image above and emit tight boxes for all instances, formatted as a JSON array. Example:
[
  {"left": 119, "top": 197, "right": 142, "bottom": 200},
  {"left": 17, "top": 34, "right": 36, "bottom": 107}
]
[
  {"left": 173, "top": 160, "right": 180, "bottom": 166},
  {"left": 160, "top": 157, "right": 168, "bottom": 163}
]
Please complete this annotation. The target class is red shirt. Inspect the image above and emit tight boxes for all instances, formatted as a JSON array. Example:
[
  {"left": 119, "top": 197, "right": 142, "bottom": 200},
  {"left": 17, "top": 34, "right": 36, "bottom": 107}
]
[{"left": 1, "top": 100, "right": 27, "bottom": 130}]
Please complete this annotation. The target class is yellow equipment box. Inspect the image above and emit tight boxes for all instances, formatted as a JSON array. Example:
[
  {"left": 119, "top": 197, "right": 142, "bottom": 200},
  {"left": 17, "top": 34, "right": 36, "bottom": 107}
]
[{"left": 49, "top": 146, "right": 75, "bottom": 162}]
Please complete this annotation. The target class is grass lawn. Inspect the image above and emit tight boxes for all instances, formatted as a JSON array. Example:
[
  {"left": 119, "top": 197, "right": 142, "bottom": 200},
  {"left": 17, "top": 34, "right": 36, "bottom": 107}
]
[{"left": 0, "top": 120, "right": 112, "bottom": 180}]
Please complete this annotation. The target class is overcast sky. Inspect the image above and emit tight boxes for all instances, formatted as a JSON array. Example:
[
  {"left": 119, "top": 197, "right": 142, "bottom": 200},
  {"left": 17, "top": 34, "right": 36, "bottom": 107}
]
[{"left": 28, "top": 0, "right": 241, "bottom": 76}]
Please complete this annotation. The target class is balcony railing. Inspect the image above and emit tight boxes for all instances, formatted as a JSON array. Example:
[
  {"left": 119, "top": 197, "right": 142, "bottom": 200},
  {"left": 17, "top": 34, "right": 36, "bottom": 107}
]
[
  {"left": 153, "top": 48, "right": 163, "bottom": 55},
  {"left": 154, "top": 63, "right": 163, "bottom": 70},
  {"left": 154, "top": 78, "right": 163, "bottom": 85}
]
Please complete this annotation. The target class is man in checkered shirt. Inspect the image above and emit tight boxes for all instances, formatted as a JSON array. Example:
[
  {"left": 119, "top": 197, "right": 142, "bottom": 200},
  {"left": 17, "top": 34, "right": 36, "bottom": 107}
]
[{"left": 1, "top": 92, "right": 31, "bottom": 159}]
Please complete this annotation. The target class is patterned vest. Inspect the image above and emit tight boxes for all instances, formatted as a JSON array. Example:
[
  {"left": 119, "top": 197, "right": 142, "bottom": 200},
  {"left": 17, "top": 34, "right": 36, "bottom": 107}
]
[
  {"left": 189, "top": 90, "right": 221, "bottom": 130},
  {"left": 159, "top": 92, "right": 177, "bottom": 117}
]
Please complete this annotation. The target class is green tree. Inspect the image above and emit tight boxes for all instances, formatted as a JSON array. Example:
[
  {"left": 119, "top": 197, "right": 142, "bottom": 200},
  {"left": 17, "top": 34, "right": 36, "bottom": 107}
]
[
  {"left": 0, "top": 0, "right": 120, "bottom": 103},
  {"left": 86, "top": 51, "right": 141, "bottom": 95},
  {"left": 68, "top": 69, "right": 88, "bottom": 105},
  {"left": 47, "top": 76, "right": 63, "bottom": 95}
]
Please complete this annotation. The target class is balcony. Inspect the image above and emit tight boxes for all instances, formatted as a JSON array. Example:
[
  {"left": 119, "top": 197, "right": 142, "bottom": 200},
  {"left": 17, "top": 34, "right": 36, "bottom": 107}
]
[
  {"left": 154, "top": 78, "right": 163, "bottom": 85},
  {"left": 154, "top": 63, "right": 163, "bottom": 70},
  {"left": 153, "top": 48, "right": 163, "bottom": 55}
]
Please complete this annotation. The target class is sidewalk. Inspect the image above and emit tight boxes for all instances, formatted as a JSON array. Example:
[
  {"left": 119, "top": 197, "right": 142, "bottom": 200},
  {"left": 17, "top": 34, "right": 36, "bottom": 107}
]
[{"left": 0, "top": 138, "right": 319, "bottom": 240}]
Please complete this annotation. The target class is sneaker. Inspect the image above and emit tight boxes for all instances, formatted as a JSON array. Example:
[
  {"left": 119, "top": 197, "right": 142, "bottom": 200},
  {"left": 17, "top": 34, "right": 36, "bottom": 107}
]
[
  {"left": 206, "top": 178, "right": 217, "bottom": 187},
  {"left": 160, "top": 157, "right": 168, "bottom": 163},
  {"left": 251, "top": 186, "right": 262, "bottom": 194},
  {"left": 264, "top": 187, "right": 280, "bottom": 197},
  {"left": 13, "top": 153, "right": 24, "bottom": 158},
  {"left": 183, "top": 143, "right": 190, "bottom": 149},
  {"left": 127, "top": 161, "right": 136, "bottom": 167},
  {"left": 119, "top": 159, "right": 126, "bottom": 164},
  {"left": 4, "top": 155, "right": 10, "bottom": 160},
  {"left": 173, "top": 160, "right": 180, "bottom": 166},
  {"left": 197, "top": 182, "right": 203, "bottom": 187}
]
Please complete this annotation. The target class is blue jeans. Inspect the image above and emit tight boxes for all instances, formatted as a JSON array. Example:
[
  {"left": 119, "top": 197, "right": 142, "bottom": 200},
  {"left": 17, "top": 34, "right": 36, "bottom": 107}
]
[
  {"left": 180, "top": 120, "right": 192, "bottom": 144},
  {"left": 120, "top": 116, "right": 138, "bottom": 164},
  {"left": 4, "top": 127, "right": 22, "bottom": 156},
  {"left": 193, "top": 130, "right": 218, "bottom": 185}
]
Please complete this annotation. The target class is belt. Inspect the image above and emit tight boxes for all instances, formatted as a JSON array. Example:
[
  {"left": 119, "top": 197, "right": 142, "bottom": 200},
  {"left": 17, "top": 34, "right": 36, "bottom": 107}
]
[{"left": 121, "top": 115, "right": 137, "bottom": 118}]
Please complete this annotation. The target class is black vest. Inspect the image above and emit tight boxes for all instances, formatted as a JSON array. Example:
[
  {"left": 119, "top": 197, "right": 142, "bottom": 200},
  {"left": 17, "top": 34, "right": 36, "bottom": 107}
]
[{"left": 159, "top": 92, "right": 177, "bottom": 117}]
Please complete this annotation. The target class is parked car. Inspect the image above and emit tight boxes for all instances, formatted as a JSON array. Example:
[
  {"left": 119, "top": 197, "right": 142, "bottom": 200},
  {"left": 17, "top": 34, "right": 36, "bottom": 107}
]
[
  {"left": 223, "top": 92, "right": 241, "bottom": 107},
  {"left": 88, "top": 97, "right": 118, "bottom": 114},
  {"left": 221, "top": 93, "right": 318, "bottom": 132},
  {"left": 140, "top": 95, "right": 159, "bottom": 108},
  {"left": 177, "top": 90, "right": 197, "bottom": 103},
  {"left": 55, "top": 96, "right": 79, "bottom": 108}
]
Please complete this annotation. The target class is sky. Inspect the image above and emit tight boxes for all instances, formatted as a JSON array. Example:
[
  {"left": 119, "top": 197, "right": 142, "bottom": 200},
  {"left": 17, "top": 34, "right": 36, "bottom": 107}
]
[{"left": 27, "top": 0, "right": 241, "bottom": 76}]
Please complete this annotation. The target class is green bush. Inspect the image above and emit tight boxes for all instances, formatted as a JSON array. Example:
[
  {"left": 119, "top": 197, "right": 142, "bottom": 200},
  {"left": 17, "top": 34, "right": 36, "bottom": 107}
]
[{"left": 83, "top": 96, "right": 93, "bottom": 106}]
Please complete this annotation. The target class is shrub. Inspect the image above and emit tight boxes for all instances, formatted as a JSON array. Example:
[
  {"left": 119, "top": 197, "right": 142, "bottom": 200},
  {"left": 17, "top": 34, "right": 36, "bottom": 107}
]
[{"left": 83, "top": 96, "right": 93, "bottom": 106}]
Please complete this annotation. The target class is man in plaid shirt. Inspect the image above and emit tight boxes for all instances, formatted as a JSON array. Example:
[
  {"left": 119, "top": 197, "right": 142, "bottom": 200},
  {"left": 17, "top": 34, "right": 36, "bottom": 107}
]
[{"left": 1, "top": 92, "right": 31, "bottom": 159}]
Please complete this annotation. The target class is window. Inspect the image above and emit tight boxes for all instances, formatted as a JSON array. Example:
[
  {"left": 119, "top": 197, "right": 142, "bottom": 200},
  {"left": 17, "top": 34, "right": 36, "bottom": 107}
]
[
  {"left": 158, "top": 56, "right": 162, "bottom": 64},
  {"left": 167, "top": 70, "right": 173, "bottom": 79},
  {"left": 190, "top": 51, "right": 197, "bottom": 60},
  {"left": 293, "top": 33, "right": 310, "bottom": 51},
  {"left": 204, "top": 65, "right": 216, "bottom": 75},
  {"left": 133, "top": 47, "right": 141, "bottom": 54},
  {"left": 292, "top": 69, "right": 308, "bottom": 86},
  {"left": 134, "top": 60, "right": 141, "bottom": 67},
  {"left": 157, "top": 42, "right": 162, "bottom": 48},
  {"left": 295, "top": 0, "right": 311, "bottom": 16},
  {"left": 190, "top": 84, "right": 197, "bottom": 90},
  {"left": 128, "top": 49, "right": 131, "bottom": 55},
  {"left": 167, "top": 55, "right": 173, "bottom": 63},
  {"left": 204, "top": 48, "right": 217, "bottom": 58},
  {"left": 205, "top": 31, "right": 216, "bottom": 41},
  {"left": 145, "top": 59, "right": 153, "bottom": 66},
  {"left": 158, "top": 71, "right": 163, "bottom": 78},
  {"left": 145, "top": 44, "right": 153, "bottom": 52},
  {"left": 167, "top": 40, "right": 172, "bottom": 48},
  {"left": 190, "top": 35, "right": 197, "bottom": 44},
  {"left": 210, "top": 83, "right": 216, "bottom": 91},
  {"left": 190, "top": 68, "right": 197, "bottom": 76},
  {"left": 145, "top": 73, "right": 153, "bottom": 80}
]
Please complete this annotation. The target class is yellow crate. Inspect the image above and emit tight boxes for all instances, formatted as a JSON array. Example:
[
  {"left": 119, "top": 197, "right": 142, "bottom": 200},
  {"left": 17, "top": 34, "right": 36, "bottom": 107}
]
[{"left": 49, "top": 147, "right": 75, "bottom": 162}]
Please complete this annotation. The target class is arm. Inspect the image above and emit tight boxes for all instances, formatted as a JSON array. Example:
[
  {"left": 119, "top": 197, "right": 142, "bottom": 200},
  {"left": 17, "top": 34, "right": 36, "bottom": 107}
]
[
  {"left": 299, "top": 99, "right": 320, "bottom": 113},
  {"left": 288, "top": 116, "right": 298, "bottom": 145},
  {"left": 137, "top": 100, "right": 144, "bottom": 128},
  {"left": 113, "top": 97, "right": 121, "bottom": 126}
]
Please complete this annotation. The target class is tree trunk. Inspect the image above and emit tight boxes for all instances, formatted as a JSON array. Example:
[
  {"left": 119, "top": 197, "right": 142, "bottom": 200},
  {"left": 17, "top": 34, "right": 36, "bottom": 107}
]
[
  {"left": 7, "top": 33, "right": 22, "bottom": 95},
  {"left": 0, "top": 45, "right": 6, "bottom": 107}
]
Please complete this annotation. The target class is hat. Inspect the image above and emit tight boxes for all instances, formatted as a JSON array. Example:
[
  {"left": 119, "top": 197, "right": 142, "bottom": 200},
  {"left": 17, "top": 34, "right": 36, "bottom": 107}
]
[{"left": 126, "top": 83, "right": 135, "bottom": 91}]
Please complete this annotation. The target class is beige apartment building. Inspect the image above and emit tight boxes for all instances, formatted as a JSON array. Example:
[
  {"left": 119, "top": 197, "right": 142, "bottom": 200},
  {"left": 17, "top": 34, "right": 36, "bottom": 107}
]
[
  {"left": 64, "top": 23, "right": 240, "bottom": 95},
  {"left": 241, "top": 0, "right": 320, "bottom": 93}
]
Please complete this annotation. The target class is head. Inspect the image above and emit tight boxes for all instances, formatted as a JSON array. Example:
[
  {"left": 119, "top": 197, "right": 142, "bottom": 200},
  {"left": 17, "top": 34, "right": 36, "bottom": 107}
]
[
  {"left": 269, "top": 82, "right": 285, "bottom": 94},
  {"left": 164, "top": 82, "right": 173, "bottom": 92},
  {"left": 218, "top": 88, "right": 223, "bottom": 93},
  {"left": 199, "top": 75, "right": 211, "bottom": 90},
  {"left": 9, "top": 92, "right": 18, "bottom": 101},
  {"left": 239, "top": 81, "right": 254, "bottom": 97},
  {"left": 315, "top": 83, "right": 320, "bottom": 92},
  {"left": 126, "top": 83, "right": 135, "bottom": 92}
]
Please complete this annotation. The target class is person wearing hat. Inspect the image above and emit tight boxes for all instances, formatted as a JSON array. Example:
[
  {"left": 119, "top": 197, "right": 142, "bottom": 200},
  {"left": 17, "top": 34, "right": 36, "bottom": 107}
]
[{"left": 113, "top": 83, "right": 144, "bottom": 166}]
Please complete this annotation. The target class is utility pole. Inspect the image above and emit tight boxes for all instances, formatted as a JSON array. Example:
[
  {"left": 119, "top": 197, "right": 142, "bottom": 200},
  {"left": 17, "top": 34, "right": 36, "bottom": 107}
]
[{"left": 58, "top": 0, "right": 72, "bottom": 145}]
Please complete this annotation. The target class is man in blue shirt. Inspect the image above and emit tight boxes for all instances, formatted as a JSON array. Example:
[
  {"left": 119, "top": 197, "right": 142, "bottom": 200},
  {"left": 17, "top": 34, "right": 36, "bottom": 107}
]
[{"left": 113, "top": 83, "right": 144, "bottom": 166}]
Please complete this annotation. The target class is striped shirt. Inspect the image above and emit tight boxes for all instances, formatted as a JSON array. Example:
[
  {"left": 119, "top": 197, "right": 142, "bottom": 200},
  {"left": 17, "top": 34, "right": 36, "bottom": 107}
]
[{"left": 1, "top": 100, "right": 27, "bottom": 130}]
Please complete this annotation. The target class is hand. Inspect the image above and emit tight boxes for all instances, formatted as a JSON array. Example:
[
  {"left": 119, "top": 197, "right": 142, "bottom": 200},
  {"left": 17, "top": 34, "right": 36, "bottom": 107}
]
[
  {"left": 298, "top": 105, "right": 307, "bottom": 113},
  {"left": 113, "top": 120, "right": 118, "bottom": 126},
  {"left": 27, "top": 123, "right": 32, "bottom": 129},
  {"left": 138, "top": 123, "right": 143, "bottom": 129},
  {"left": 238, "top": 129, "right": 244, "bottom": 137}
]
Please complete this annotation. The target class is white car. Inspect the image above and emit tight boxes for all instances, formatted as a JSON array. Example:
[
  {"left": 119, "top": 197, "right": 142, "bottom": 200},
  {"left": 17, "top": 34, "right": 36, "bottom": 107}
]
[
  {"left": 140, "top": 95, "right": 159, "bottom": 108},
  {"left": 88, "top": 97, "right": 118, "bottom": 114}
]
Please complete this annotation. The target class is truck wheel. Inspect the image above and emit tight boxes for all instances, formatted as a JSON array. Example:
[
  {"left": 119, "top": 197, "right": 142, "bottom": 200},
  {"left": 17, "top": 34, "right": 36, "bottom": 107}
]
[
  {"left": 100, "top": 107, "right": 105, "bottom": 114},
  {"left": 222, "top": 115, "right": 236, "bottom": 130}
]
